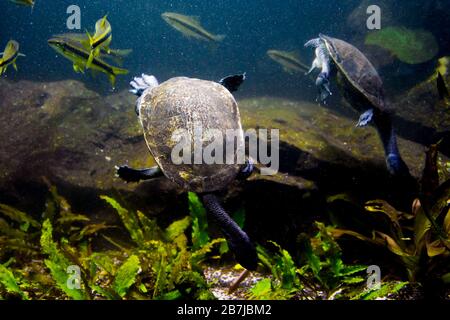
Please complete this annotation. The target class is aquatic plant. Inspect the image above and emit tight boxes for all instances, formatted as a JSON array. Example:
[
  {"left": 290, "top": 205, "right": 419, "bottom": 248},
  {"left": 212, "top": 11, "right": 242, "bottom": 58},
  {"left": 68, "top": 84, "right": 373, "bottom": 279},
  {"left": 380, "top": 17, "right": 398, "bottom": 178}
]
[
  {"left": 0, "top": 186, "right": 225, "bottom": 300},
  {"left": 249, "top": 242, "right": 300, "bottom": 300},
  {"left": 249, "top": 222, "right": 413, "bottom": 300},
  {"left": 249, "top": 224, "right": 378, "bottom": 300},
  {"left": 328, "top": 144, "right": 450, "bottom": 293},
  {"left": 365, "top": 26, "right": 438, "bottom": 64},
  {"left": 297, "top": 222, "right": 368, "bottom": 297}
]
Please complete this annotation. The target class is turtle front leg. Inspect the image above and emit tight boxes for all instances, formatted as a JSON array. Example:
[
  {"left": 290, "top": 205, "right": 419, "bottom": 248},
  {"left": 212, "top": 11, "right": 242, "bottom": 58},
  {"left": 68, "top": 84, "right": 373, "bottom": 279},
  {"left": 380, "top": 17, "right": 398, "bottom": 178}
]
[
  {"left": 116, "top": 165, "right": 164, "bottom": 183},
  {"left": 306, "top": 58, "right": 320, "bottom": 75}
]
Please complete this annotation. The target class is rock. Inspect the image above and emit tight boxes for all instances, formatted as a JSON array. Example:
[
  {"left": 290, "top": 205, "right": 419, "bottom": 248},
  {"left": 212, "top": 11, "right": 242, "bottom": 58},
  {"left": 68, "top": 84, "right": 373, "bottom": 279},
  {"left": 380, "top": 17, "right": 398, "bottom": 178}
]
[
  {"left": 0, "top": 79, "right": 429, "bottom": 195},
  {"left": 0, "top": 78, "right": 434, "bottom": 252},
  {"left": 0, "top": 79, "right": 156, "bottom": 192},
  {"left": 391, "top": 57, "right": 450, "bottom": 154},
  {"left": 239, "top": 97, "right": 426, "bottom": 179}
]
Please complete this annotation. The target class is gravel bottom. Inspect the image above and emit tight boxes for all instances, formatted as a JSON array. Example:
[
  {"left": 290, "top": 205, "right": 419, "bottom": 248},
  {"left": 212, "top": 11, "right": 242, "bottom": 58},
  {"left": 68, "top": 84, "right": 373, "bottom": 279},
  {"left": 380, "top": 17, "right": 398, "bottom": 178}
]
[{"left": 203, "top": 265, "right": 266, "bottom": 300}]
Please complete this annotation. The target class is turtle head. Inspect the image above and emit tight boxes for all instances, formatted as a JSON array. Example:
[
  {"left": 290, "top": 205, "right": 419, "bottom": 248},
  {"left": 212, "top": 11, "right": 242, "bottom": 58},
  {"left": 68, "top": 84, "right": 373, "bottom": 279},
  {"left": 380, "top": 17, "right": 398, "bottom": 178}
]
[{"left": 130, "top": 74, "right": 159, "bottom": 116}]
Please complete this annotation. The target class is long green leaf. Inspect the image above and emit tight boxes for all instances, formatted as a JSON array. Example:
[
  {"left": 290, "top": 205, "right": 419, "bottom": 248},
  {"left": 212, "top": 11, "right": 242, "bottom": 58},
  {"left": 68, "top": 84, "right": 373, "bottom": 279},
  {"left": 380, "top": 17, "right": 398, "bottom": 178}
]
[
  {"left": 100, "top": 196, "right": 145, "bottom": 246},
  {"left": 188, "top": 192, "right": 210, "bottom": 250},
  {"left": 165, "top": 216, "right": 191, "bottom": 242},
  {"left": 40, "top": 219, "right": 88, "bottom": 300},
  {"left": 113, "top": 255, "right": 141, "bottom": 298},
  {"left": 0, "top": 204, "right": 40, "bottom": 231},
  {"left": 0, "top": 264, "right": 28, "bottom": 299}
]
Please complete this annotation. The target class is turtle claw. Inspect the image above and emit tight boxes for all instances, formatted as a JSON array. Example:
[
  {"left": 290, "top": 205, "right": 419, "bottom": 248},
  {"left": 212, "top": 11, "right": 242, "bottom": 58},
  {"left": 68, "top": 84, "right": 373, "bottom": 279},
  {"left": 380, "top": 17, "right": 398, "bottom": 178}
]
[{"left": 356, "top": 109, "right": 374, "bottom": 127}]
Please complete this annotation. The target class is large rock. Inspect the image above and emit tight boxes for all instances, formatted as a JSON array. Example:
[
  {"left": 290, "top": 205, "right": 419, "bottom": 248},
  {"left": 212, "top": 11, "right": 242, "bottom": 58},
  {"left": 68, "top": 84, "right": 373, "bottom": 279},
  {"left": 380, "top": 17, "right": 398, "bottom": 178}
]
[
  {"left": 0, "top": 79, "right": 429, "bottom": 193},
  {"left": 240, "top": 97, "right": 426, "bottom": 179},
  {"left": 0, "top": 78, "right": 433, "bottom": 249},
  {"left": 391, "top": 57, "right": 450, "bottom": 154},
  {"left": 0, "top": 79, "right": 154, "bottom": 192}
]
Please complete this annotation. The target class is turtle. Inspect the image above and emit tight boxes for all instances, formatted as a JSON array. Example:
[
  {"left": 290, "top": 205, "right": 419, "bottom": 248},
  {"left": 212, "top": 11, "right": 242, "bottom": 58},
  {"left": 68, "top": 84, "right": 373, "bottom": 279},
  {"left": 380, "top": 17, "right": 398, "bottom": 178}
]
[
  {"left": 305, "top": 34, "right": 410, "bottom": 177},
  {"left": 116, "top": 72, "right": 258, "bottom": 271}
]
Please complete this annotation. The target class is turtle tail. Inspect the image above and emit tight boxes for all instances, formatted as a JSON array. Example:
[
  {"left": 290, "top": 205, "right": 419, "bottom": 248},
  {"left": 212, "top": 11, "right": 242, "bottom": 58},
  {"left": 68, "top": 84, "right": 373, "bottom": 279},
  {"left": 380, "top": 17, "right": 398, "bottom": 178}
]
[
  {"left": 201, "top": 193, "right": 258, "bottom": 271},
  {"left": 374, "top": 112, "right": 410, "bottom": 177}
]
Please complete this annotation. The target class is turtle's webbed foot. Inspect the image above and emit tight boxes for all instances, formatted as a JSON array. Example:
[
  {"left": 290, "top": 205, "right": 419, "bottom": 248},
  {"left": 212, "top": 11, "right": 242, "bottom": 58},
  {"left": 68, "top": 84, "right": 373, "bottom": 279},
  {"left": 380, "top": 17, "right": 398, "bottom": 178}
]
[
  {"left": 304, "top": 38, "right": 322, "bottom": 48},
  {"left": 356, "top": 109, "right": 374, "bottom": 127},
  {"left": 129, "top": 74, "right": 159, "bottom": 97},
  {"left": 219, "top": 73, "right": 246, "bottom": 93}
]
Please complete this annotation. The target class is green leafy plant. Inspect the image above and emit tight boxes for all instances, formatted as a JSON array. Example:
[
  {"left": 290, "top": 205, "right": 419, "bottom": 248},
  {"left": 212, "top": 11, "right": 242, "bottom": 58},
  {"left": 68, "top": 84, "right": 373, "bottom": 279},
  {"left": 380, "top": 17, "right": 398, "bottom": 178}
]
[
  {"left": 328, "top": 144, "right": 450, "bottom": 287},
  {"left": 298, "top": 222, "right": 367, "bottom": 296},
  {"left": 249, "top": 228, "right": 371, "bottom": 300},
  {"left": 250, "top": 241, "right": 299, "bottom": 300},
  {"left": 0, "top": 185, "right": 225, "bottom": 300}
]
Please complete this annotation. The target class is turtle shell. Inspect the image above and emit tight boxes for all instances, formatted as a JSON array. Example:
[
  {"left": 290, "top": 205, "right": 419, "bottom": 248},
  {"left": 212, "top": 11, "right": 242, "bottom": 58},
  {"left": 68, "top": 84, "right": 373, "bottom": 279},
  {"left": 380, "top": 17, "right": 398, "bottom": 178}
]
[
  {"left": 321, "top": 35, "right": 387, "bottom": 111},
  {"left": 138, "top": 77, "right": 244, "bottom": 193}
]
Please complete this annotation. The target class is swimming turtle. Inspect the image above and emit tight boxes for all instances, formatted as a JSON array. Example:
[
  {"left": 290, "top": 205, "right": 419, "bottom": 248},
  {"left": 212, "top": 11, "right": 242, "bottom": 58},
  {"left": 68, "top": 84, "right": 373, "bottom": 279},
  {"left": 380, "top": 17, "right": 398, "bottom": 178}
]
[
  {"left": 305, "top": 34, "right": 410, "bottom": 176},
  {"left": 116, "top": 73, "right": 258, "bottom": 271}
]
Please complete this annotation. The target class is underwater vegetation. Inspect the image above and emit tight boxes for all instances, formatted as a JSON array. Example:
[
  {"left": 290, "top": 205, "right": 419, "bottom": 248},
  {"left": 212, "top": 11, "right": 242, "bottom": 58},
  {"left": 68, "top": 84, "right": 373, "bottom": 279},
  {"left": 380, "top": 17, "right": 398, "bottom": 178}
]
[
  {"left": 365, "top": 27, "right": 439, "bottom": 65},
  {"left": 327, "top": 143, "right": 450, "bottom": 299},
  {"left": 0, "top": 187, "right": 226, "bottom": 300},
  {"left": 1, "top": 0, "right": 449, "bottom": 303},
  {"left": 2, "top": 145, "right": 448, "bottom": 301}
]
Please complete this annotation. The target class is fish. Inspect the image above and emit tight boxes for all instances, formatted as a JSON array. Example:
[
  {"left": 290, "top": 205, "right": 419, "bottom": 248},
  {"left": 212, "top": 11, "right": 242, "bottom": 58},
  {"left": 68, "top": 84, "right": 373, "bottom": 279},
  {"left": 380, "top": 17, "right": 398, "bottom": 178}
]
[
  {"left": 437, "top": 71, "right": 449, "bottom": 102},
  {"left": 267, "top": 50, "right": 309, "bottom": 74},
  {"left": 161, "top": 12, "right": 225, "bottom": 42},
  {"left": 8, "top": 0, "right": 35, "bottom": 8},
  {"left": 0, "top": 40, "right": 25, "bottom": 75},
  {"left": 48, "top": 37, "right": 128, "bottom": 87},
  {"left": 85, "top": 15, "right": 112, "bottom": 68},
  {"left": 52, "top": 33, "right": 132, "bottom": 65}
]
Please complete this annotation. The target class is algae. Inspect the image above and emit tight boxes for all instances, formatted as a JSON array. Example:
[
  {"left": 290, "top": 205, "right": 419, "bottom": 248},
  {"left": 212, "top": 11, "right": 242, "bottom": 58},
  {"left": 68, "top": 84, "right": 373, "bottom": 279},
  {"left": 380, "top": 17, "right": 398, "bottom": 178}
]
[{"left": 365, "top": 26, "right": 438, "bottom": 64}]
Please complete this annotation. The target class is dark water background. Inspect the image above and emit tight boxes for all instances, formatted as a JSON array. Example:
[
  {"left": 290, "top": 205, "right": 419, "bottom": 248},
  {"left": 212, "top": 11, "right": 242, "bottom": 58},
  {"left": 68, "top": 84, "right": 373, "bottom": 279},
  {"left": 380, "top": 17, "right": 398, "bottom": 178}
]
[{"left": 0, "top": 0, "right": 449, "bottom": 99}]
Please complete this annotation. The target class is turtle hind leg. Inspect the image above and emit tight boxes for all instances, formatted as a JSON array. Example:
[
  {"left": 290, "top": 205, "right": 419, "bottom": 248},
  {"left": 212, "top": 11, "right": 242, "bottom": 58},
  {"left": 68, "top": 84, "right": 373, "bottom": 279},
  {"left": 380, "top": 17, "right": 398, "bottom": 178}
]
[
  {"left": 386, "top": 153, "right": 410, "bottom": 177},
  {"left": 116, "top": 165, "right": 163, "bottom": 183},
  {"left": 202, "top": 193, "right": 258, "bottom": 271},
  {"left": 373, "top": 112, "right": 412, "bottom": 177},
  {"left": 356, "top": 109, "right": 374, "bottom": 127}
]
